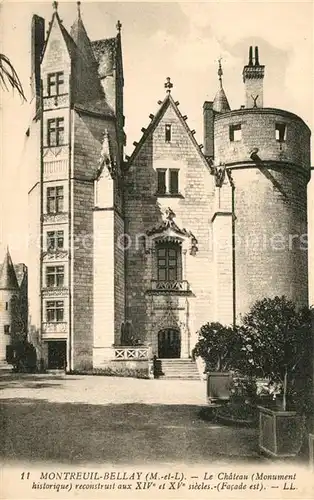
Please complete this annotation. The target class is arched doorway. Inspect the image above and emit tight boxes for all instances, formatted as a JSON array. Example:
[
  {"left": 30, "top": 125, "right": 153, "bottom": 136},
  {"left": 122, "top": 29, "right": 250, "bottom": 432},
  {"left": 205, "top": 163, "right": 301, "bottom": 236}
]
[{"left": 158, "top": 328, "right": 181, "bottom": 358}]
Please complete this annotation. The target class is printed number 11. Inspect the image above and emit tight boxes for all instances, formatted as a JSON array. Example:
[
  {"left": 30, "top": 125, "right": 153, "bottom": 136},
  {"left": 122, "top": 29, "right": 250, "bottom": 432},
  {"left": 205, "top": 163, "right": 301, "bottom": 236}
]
[{"left": 21, "top": 472, "right": 30, "bottom": 480}]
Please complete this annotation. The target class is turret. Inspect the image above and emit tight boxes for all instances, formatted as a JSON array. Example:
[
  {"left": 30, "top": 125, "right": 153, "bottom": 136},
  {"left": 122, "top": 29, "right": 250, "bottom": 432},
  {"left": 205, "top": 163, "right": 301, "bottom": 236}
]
[
  {"left": 213, "top": 59, "right": 230, "bottom": 113},
  {"left": 0, "top": 248, "right": 19, "bottom": 361}
]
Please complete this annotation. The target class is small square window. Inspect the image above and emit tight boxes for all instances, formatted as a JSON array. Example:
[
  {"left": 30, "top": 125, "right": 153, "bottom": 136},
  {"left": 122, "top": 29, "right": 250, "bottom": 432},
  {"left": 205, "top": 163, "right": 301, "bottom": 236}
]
[
  {"left": 275, "top": 123, "right": 286, "bottom": 142},
  {"left": 165, "top": 124, "right": 172, "bottom": 142},
  {"left": 229, "top": 124, "right": 242, "bottom": 142},
  {"left": 4, "top": 325, "right": 10, "bottom": 335}
]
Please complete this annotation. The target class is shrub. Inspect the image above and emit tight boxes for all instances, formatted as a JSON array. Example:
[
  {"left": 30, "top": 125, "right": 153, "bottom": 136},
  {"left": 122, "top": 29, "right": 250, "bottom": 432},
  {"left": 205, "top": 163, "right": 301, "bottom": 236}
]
[
  {"left": 193, "top": 322, "right": 245, "bottom": 372},
  {"left": 11, "top": 340, "right": 37, "bottom": 373},
  {"left": 239, "top": 296, "right": 312, "bottom": 412}
]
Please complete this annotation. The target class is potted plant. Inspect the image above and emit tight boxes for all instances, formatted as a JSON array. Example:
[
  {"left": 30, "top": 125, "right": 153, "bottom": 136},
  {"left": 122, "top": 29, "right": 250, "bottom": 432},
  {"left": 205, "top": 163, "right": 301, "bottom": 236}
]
[
  {"left": 240, "top": 296, "right": 312, "bottom": 457},
  {"left": 193, "top": 322, "right": 243, "bottom": 404}
]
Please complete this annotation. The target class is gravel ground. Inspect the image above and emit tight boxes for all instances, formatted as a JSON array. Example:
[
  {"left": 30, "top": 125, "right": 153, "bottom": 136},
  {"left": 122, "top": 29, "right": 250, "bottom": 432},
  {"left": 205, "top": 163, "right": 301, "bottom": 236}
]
[{"left": 0, "top": 371, "right": 263, "bottom": 465}]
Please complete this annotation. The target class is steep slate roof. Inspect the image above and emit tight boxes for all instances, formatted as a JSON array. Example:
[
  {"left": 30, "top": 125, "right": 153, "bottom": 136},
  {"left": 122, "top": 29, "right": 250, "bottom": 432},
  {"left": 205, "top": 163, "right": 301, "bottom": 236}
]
[
  {"left": 0, "top": 249, "right": 19, "bottom": 291},
  {"left": 127, "top": 93, "right": 211, "bottom": 171},
  {"left": 70, "top": 12, "right": 97, "bottom": 65}
]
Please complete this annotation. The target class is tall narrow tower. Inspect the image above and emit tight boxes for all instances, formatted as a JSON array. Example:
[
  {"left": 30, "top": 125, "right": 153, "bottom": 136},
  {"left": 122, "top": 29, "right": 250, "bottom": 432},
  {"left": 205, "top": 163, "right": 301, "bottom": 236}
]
[
  {"left": 0, "top": 249, "right": 19, "bottom": 361},
  {"left": 27, "top": 3, "right": 125, "bottom": 371}
]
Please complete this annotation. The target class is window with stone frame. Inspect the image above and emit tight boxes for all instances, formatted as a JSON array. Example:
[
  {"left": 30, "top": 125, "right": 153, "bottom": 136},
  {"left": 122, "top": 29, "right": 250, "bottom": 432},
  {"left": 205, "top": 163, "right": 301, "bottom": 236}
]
[
  {"left": 169, "top": 169, "right": 179, "bottom": 194},
  {"left": 156, "top": 242, "right": 182, "bottom": 281},
  {"left": 47, "top": 186, "right": 64, "bottom": 214},
  {"left": 157, "top": 169, "right": 167, "bottom": 195},
  {"left": 47, "top": 117, "right": 64, "bottom": 147},
  {"left": 46, "top": 266, "right": 64, "bottom": 288},
  {"left": 46, "top": 300, "right": 64, "bottom": 322},
  {"left": 47, "top": 230, "right": 64, "bottom": 250},
  {"left": 156, "top": 168, "right": 180, "bottom": 195},
  {"left": 47, "top": 72, "right": 65, "bottom": 96}
]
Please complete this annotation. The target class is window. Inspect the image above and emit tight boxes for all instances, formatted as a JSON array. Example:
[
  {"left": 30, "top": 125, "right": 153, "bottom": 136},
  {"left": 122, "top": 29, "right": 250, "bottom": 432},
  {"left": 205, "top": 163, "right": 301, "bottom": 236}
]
[
  {"left": 229, "top": 124, "right": 242, "bottom": 142},
  {"left": 47, "top": 230, "right": 64, "bottom": 250},
  {"left": 169, "top": 169, "right": 179, "bottom": 195},
  {"left": 165, "top": 124, "right": 172, "bottom": 142},
  {"left": 157, "top": 169, "right": 166, "bottom": 195},
  {"left": 46, "top": 300, "right": 64, "bottom": 322},
  {"left": 47, "top": 72, "right": 64, "bottom": 96},
  {"left": 275, "top": 123, "right": 287, "bottom": 142},
  {"left": 157, "top": 169, "right": 180, "bottom": 196},
  {"left": 47, "top": 186, "right": 64, "bottom": 214},
  {"left": 46, "top": 266, "right": 64, "bottom": 287},
  {"left": 4, "top": 325, "right": 10, "bottom": 335},
  {"left": 5, "top": 302, "right": 8, "bottom": 311},
  {"left": 47, "top": 118, "right": 64, "bottom": 147},
  {"left": 157, "top": 244, "right": 181, "bottom": 281}
]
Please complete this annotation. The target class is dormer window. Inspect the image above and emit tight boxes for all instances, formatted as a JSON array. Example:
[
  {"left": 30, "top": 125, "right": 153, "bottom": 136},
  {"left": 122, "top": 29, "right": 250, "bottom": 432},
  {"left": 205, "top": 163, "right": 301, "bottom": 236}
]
[
  {"left": 229, "top": 124, "right": 242, "bottom": 142},
  {"left": 165, "top": 124, "right": 172, "bottom": 142},
  {"left": 47, "top": 72, "right": 64, "bottom": 96},
  {"left": 275, "top": 123, "right": 287, "bottom": 142}
]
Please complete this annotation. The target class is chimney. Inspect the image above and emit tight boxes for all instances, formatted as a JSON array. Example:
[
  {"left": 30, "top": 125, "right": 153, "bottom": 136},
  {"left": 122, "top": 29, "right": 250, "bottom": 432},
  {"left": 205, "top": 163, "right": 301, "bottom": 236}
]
[
  {"left": 31, "top": 15, "right": 45, "bottom": 102},
  {"left": 242, "top": 46, "right": 265, "bottom": 108},
  {"left": 203, "top": 101, "right": 214, "bottom": 158}
]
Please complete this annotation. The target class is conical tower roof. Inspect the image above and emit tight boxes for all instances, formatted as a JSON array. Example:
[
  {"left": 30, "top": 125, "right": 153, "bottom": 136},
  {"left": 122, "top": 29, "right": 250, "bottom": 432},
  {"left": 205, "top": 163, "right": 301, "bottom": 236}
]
[
  {"left": 0, "top": 248, "right": 19, "bottom": 290},
  {"left": 213, "top": 59, "right": 230, "bottom": 113}
]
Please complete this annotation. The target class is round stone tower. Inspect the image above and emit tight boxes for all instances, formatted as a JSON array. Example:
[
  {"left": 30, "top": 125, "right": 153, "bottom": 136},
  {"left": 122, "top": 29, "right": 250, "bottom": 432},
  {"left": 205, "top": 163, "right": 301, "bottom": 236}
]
[
  {"left": 208, "top": 47, "right": 311, "bottom": 318},
  {"left": 0, "top": 249, "right": 19, "bottom": 361}
]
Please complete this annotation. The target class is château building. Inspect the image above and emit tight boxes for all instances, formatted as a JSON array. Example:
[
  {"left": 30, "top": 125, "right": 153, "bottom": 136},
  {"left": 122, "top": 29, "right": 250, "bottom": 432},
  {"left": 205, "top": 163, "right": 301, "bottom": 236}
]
[{"left": 25, "top": 3, "right": 311, "bottom": 372}]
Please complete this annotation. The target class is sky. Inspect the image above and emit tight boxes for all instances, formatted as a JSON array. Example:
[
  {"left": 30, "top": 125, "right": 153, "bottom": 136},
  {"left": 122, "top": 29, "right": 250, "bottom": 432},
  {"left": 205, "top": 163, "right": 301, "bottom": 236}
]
[{"left": 0, "top": 1, "right": 313, "bottom": 302}]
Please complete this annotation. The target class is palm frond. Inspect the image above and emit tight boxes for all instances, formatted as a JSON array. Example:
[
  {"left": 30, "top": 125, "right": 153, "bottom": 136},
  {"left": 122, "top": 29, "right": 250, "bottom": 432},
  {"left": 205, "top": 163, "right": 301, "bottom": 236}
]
[{"left": 0, "top": 53, "right": 26, "bottom": 101}]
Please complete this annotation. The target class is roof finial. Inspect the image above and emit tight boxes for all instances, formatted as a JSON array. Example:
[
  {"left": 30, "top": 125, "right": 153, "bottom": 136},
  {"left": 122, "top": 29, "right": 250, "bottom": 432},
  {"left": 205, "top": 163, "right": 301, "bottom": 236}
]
[
  {"left": 77, "top": 1, "right": 81, "bottom": 19},
  {"left": 164, "top": 77, "right": 173, "bottom": 93},
  {"left": 116, "top": 20, "right": 122, "bottom": 33},
  {"left": 218, "top": 57, "right": 223, "bottom": 88},
  {"left": 52, "top": 1, "right": 58, "bottom": 13}
]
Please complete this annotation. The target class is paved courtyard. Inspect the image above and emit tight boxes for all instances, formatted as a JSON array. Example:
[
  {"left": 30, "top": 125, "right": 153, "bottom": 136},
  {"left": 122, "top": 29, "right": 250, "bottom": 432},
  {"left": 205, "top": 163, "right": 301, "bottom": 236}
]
[{"left": 0, "top": 371, "right": 263, "bottom": 465}]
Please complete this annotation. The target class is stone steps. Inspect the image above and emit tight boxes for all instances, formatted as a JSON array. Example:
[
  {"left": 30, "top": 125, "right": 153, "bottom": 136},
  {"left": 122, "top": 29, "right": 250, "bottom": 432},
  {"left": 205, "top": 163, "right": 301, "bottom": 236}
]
[{"left": 156, "top": 359, "right": 200, "bottom": 380}]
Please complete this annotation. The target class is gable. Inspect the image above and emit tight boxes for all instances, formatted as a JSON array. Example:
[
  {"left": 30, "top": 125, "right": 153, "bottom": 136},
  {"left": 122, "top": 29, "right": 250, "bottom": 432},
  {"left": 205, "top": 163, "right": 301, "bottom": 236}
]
[
  {"left": 127, "top": 96, "right": 210, "bottom": 175},
  {"left": 41, "top": 16, "right": 71, "bottom": 73}
]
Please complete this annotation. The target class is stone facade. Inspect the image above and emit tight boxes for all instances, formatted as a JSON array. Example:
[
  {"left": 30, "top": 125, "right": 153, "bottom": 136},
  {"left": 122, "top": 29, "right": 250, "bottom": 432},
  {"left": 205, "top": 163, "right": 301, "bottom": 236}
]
[{"left": 26, "top": 7, "right": 311, "bottom": 371}]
